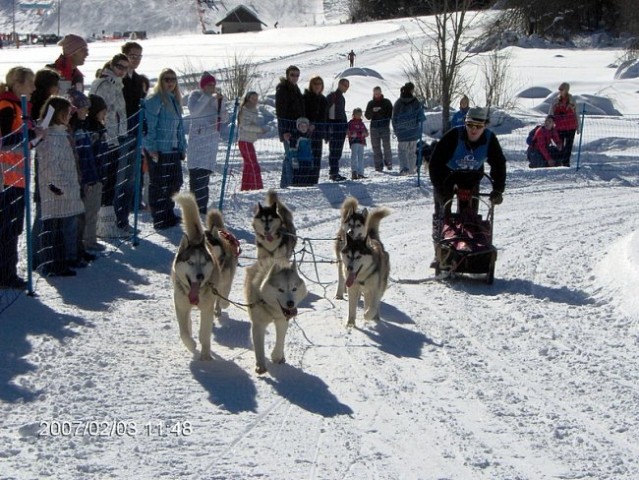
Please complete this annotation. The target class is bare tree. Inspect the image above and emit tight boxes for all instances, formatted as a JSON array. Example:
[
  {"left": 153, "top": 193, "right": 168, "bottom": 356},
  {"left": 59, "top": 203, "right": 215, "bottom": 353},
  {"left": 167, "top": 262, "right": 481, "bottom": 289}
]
[
  {"left": 481, "top": 49, "right": 515, "bottom": 110},
  {"left": 217, "top": 51, "right": 260, "bottom": 100},
  {"left": 407, "top": 0, "right": 479, "bottom": 132}
]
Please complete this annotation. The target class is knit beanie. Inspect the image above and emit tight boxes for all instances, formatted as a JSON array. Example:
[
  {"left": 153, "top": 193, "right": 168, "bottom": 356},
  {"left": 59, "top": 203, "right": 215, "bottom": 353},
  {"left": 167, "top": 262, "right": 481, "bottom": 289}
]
[
  {"left": 296, "top": 117, "right": 310, "bottom": 129},
  {"left": 67, "top": 89, "right": 91, "bottom": 110},
  {"left": 57, "top": 34, "right": 88, "bottom": 56},
  {"left": 199, "top": 72, "right": 216, "bottom": 90}
]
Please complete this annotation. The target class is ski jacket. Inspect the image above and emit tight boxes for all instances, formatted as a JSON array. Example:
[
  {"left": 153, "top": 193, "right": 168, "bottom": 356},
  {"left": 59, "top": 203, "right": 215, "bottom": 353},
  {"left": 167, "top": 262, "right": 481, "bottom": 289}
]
[
  {"left": 326, "top": 89, "right": 347, "bottom": 122},
  {"left": 347, "top": 118, "right": 368, "bottom": 146},
  {"left": 0, "top": 92, "right": 34, "bottom": 188},
  {"left": 530, "top": 126, "right": 561, "bottom": 162},
  {"left": 365, "top": 96, "right": 393, "bottom": 129},
  {"left": 237, "top": 104, "right": 265, "bottom": 144},
  {"left": 89, "top": 69, "right": 128, "bottom": 146},
  {"left": 549, "top": 94, "right": 578, "bottom": 132},
  {"left": 186, "top": 90, "right": 225, "bottom": 171},
  {"left": 275, "top": 79, "right": 305, "bottom": 141},
  {"left": 303, "top": 89, "right": 328, "bottom": 139},
  {"left": 143, "top": 92, "right": 187, "bottom": 155},
  {"left": 46, "top": 55, "right": 85, "bottom": 92},
  {"left": 392, "top": 95, "right": 424, "bottom": 142}
]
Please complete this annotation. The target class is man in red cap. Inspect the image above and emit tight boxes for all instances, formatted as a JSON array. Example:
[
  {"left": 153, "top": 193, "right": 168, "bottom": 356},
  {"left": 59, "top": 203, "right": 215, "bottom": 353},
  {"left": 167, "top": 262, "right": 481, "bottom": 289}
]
[{"left": 47, "top": 34, "right": 89, "bottom": 92}]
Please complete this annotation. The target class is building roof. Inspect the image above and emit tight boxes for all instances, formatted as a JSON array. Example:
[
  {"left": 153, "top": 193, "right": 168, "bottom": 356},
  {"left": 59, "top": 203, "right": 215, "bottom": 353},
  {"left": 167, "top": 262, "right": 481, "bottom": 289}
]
[{"left": 215, "top": 5, "right": 267, "bottom": 27}]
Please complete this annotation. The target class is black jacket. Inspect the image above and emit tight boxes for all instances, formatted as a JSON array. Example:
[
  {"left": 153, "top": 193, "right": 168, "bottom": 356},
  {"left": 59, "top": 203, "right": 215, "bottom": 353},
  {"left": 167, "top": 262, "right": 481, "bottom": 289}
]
[
  {"left": 326, "top": 89, "right": 347, "bottom": 122},
  {"left": 303, "top": 89, "right": 328, "bottom": 138},
  {"left": 365, "top": 95, "right": 393, "bottom": 129},
  {"left": 275, "top": 79, "right": 305, "bottom": 140},
  {"left": 122, "top": 70, "right": 146, "bottom": 131}
]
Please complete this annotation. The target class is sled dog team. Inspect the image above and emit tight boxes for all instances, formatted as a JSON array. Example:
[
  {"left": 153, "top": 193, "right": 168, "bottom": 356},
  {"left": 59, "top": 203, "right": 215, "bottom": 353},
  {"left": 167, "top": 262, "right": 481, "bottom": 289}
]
[{"left": 171, "top": 190, "right": 390, "bottom": 373}]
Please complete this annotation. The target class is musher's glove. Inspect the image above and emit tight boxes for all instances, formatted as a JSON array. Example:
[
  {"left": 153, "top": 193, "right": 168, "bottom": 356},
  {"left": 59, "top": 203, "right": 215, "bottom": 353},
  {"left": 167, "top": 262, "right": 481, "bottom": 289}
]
[{"left": 489, "top": 191, "right": 503, "bottom": 205}]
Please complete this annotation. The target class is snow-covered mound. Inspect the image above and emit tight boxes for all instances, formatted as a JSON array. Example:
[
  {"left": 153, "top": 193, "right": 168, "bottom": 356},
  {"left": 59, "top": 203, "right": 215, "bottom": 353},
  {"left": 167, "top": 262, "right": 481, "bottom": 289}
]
[
  {"left": 615, "top": 58, "right": 639, "bottom": 80},
  {"left": 534, "top": 92, "right": 622, "bottom": 116},
  {"left": 516, "top": 86, "right": 553, "bottom": 99}
]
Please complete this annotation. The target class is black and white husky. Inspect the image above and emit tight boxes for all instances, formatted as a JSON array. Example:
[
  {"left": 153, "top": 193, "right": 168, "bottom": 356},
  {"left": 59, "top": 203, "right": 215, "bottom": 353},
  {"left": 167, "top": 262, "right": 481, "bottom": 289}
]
[
  {"left": 335, "top": 196, "right": 368, "bottom": 299},
  {"left": 172, "top": 193, "right": 238, "bottom": 360},
  {"left": 340, "top": 207, "right": 391, "bottom": 327},
  {"left": 252, "top": 189, "right": 297, "bottom": 261},
  {"left": 244, "top": 259, "right": 308, "bottom": 374}
]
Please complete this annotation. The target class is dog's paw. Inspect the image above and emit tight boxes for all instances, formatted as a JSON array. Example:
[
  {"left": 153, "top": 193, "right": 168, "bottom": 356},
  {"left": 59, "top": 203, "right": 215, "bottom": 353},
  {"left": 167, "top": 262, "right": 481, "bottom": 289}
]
[
  {"left": 346, "top": 319, "right": 356, "bottom": 328},
  {"left": 335, "top": 293, "right": 344, "bottom": 300},
  {"left": 255, "top": 364, "right": 268, "bottom": 375},
  {"left": 199, "top": 351, "right": 212, "bottom": 361},
  {"left": 271, "top": 356, "right": 286, "bottom": 365}
]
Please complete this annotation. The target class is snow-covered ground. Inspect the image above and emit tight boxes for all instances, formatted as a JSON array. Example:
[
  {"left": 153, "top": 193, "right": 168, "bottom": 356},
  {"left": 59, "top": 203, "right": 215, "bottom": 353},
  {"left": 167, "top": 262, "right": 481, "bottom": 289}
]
[{"left": 2, "top": 8, "right": 639, "bottom": 480}]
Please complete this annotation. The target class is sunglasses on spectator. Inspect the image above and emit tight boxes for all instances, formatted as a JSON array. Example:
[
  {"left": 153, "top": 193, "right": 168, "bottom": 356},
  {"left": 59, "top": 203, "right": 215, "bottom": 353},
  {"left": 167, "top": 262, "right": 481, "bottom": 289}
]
[
  {"left": 465, "top": 121, "right": 486, "bottom": 130},
  {"left": 127, "top": 53, "right": 143, "bottom": 59},
  {"left": 163, "top": 77, "right": 177, "bottom": 82},
  {"left": 289, "top": 73, "right": 300, "bottom": 78},
  {"left": 113, "top": 63, "right": 128, "bottom": 71}
]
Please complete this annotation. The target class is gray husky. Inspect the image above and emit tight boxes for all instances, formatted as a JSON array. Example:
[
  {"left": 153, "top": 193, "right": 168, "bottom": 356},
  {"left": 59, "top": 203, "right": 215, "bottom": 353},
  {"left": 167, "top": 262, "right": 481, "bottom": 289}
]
[
  {"left": 340, "top": 207, "right": 391, "bottom": 327},
  {"left": 335, "top": 196, "right": 368, "bottom": 299},
  {"left": 252, "top": 190, "right": 297, "bottom": 261},
  {"left": 172, "top": 193, "right": 238, "bottom": 360},
  {"left": 244, "top": 259, "right": 308, "bottom": 374}
]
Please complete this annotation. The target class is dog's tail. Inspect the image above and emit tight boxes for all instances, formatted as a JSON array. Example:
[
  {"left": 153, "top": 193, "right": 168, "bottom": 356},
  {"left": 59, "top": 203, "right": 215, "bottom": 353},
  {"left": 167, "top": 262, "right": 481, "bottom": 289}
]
[
  {"left": 172, "top": 192, "right": 204, "bottom": 243},
  {"left": 205, "top": 209, "right": 225, "bottom": 232},
  {"left": 365, "top": 207, "right": 391, "bottom": 242},
  {"left": 340, "top": 196, "right": 359, "bottom": 220},
  {"left": 265, "top": 189, "right": 279, "bottom": 207}
]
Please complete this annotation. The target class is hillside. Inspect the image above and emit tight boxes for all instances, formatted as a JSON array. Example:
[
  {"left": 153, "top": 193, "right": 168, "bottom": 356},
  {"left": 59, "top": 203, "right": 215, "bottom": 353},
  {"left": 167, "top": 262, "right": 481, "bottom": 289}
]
[{"left": 0, "top": 0, "right": 343, "bottom": 37}]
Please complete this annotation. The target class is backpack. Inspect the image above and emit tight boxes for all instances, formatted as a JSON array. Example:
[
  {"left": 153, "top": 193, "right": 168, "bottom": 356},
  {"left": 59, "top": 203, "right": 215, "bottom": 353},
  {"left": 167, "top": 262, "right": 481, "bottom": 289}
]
[{"left": 526, "top": 125, "right": 541, "bottom": 146}]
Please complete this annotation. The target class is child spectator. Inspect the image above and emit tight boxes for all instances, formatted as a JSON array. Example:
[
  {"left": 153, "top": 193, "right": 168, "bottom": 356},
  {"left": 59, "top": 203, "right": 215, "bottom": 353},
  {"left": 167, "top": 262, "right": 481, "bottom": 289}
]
[
  {"left": 528, "top": 115, "right": 562, "bottom": 168},
  {"left": 237, "top": 91, "right": 267, "bottom": 191},
  {"left": 68, "top": 90, "right": 105, "bottom": 253},
  {"left": 36, "top": 96, "right": 85, "bottom": 276},
  {"left": 347, "top": 107, "right": 369, "bottom": 180},
  {"left": 290, "top": 117, "right": 313, "bottom": 186}
]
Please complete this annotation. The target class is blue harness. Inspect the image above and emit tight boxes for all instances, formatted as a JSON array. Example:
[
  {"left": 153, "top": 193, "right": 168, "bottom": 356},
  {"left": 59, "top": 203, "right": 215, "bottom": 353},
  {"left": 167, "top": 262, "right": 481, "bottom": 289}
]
[{"left": 446, "top": 127, "right": 492, "bottom": 171}]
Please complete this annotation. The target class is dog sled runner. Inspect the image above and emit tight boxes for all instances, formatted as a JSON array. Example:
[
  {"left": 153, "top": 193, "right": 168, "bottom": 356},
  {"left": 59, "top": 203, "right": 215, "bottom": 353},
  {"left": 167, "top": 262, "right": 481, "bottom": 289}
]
[{"left": 432, "top": 176, "right": 497, "bottom": 284}]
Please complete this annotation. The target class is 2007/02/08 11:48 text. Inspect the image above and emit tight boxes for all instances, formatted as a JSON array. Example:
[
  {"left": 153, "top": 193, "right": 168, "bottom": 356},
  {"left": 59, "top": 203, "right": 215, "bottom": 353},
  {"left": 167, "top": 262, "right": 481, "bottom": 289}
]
[{"left": 38, "top": 420, "right": 193, "bottom": 437}]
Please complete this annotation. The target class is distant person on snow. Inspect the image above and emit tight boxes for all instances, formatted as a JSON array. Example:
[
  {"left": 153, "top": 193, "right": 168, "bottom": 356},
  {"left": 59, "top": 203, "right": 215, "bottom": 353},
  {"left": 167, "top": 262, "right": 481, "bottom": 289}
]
[
  {"left": 549, "top": 82, "right": 579, "bottom": 167},
  {"left": 347, "top": 50, "right": 356, "bottom": 67}
]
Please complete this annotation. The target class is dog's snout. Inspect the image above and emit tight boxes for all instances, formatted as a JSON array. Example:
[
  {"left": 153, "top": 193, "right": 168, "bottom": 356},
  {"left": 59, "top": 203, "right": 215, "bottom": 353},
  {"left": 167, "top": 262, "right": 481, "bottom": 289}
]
[
  {"left": 286, "top": 300, "right": 295, "bottom": 309},
  {"left": 196, "top": 273, "right": 205, "bottom": 281}
]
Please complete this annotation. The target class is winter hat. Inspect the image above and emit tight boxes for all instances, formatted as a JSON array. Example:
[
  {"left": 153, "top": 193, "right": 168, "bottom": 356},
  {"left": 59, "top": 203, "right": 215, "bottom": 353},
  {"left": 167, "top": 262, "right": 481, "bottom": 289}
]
[
  {"left": 296, "top": 117, "right": 310, "bottom": 129},
  {"left": 465, "top": 106, "right": 489, "bottom": 124},
  {"left": 57, "top": 34, "right": 88, "bottom": 56},
  {"left": 67, "top": 89, "right": 90, "bottom": 110},
  {"left": 199, "top": 72, "right": 216, "bottom": 90}
]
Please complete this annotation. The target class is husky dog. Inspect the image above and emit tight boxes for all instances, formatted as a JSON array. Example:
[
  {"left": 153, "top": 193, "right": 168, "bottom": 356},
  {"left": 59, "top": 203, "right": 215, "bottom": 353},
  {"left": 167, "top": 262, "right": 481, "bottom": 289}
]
[
  {"left": 172, "top": 193, "right": 238, "bottom": 360},
  {"left": 340, "top": 207, "right": 391, "bottom": 327},
  {"left": 252, "top": 190, "right": 297, "bottom": 261},
  {"left": 335, "top": 196, "right": 368, "bottom": 299},
  {"left": 244, "top": 259, "right": 308, "bottom": 374}
]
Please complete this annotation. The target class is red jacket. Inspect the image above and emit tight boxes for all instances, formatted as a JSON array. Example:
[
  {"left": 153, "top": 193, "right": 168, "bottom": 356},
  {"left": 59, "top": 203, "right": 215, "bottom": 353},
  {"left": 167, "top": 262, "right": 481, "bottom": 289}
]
[
  {"left": 550, "top": 94, "right": 578, "bottom": 131},
  {"left": 347, "top": 118, "right": 368, "bottom": 146},
  {"left": 532, "top": 126, "right": 561, "bottom": 162}
]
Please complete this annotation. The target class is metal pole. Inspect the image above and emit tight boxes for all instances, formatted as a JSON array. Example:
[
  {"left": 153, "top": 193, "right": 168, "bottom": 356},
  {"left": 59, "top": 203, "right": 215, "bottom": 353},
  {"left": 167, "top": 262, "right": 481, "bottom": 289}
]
[
  {"left": 13, "top": 0, "right": 16, "bottom": 48},
  {"left": 575, "top": 103, "right": 586, "bottom": 171},
  {"left": 217, "top": 97, "right": 240, "bottom": 212},
  {"left": 57, "top": 0, "right": 61, "bottom": 37},
  {"left": 20, "top": 95, "right": 34, "bottom": 295}
]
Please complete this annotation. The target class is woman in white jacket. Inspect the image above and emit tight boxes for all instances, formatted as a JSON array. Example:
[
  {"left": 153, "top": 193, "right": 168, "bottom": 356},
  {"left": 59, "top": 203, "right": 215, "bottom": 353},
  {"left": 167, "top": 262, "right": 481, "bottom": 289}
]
[
  {"left": 186, "top": 72, "right": 226, "bottom": 214},
  {"left": 238, "top": 91, "right": 267, "bottom": 190}
]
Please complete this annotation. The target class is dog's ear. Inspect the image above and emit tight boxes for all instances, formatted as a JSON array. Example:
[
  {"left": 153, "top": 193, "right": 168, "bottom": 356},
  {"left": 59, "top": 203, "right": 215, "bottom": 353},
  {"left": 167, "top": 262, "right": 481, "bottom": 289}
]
[
  {"left": 361, "top": 208, "right": 369, "bottom": 220},
  {"left": 254, "top": 202, "right": 263, "bottom": 215}
]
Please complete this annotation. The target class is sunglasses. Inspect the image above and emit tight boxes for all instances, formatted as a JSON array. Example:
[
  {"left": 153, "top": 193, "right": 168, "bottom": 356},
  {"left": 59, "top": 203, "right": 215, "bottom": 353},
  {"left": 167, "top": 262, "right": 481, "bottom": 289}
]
[
  {"left": 163, "top": 77, "right": 177, "bottom": 82},
  {"left": 465, "top": 121, "right": 486, "bottom": 130},
  {"left": 127, "top": 53, "right": 143, "bottom": 59},
  {"left": 113, "top": 63, "right": 128, "bottom": 71},
  {"left": 289, "top": 73, "right": 300, "bottom": 78}
]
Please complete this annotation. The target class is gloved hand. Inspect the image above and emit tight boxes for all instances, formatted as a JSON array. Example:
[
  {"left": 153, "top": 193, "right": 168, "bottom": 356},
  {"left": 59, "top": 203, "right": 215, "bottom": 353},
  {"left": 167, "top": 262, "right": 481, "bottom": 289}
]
[{"left": 489, "top": 191, "right": 503, "bottom": 205}]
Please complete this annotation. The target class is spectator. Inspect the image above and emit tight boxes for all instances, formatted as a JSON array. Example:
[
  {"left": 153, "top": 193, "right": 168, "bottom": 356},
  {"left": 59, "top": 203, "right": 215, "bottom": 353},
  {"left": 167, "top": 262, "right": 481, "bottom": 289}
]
[
  {"left": 428, "top": 106, "right": 506, "bottom": 233},
  {"left": 89, "top": 53, "right": 131, "bottom": 237},
  {"left": 68, "top": 90, "right": 105, "bottom": 254},
  {"left": 237, "top": 91, "right": 267, "bottom": 191},
  {"left": 549, "top": 82, "right": 579, "bottom": 167},
  {"left": 527, "top": 115, "right": 562, "bottom": 168},
  {"left": 47, "top": 34, "right": 88, "bottom": 92},
  {"left": 450, "top": 95, "right": 470, "bottom": 129},
  {"left": 275, "top": 65, "right": 305, "bottom": 186},
  {"left": 120, "top": 41, "right": 146, "bottom": 216},
  {"left": 85, "top": 95, "right": 110, "bottom": 238},
  {"left": 36, "top": 96, "right": 85, "bottom": 277},
  {"left": 289, "top": 117, "right": 314, "bottom": 186},
  {"left": 0, "top": 67, "right": 38, "bottom": 289},
  {"left": 326, "top": 78, "right": 350, "bottom": 182},
  {"left": 392, "top": 82, "right": 425, "bottom": 175},
  {"left": 347, "top": 107, "right": 369, "bottom": 180},
  {"left": 186, "top": 72, "right": 226, "bottom": 213},
  {"left": 365, "top": 86, "right": 393, "bottom": 171},
  {"left": 303, "top": 76, "right": 328, "bottom": 185},
  {"left": 143, "top": 68, "right": 186, "bottom": 230}
]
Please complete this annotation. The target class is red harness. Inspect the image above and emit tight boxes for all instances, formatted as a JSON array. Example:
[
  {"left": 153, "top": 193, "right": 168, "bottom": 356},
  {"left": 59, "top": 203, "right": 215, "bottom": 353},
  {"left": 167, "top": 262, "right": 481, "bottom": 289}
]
[{"left": 219, "top": 230, "right": 242, "bottom": 257}]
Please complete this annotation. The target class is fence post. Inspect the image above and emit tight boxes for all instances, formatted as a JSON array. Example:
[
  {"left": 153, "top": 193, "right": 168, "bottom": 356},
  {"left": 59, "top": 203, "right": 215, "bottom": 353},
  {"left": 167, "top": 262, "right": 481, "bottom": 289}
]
[
  {"left": 20, "top": 95, "right": 34, "bottom": 295},
  {"left": 131, "top": 104, "right": 145, "bottom": 247},
  {"left": 217, "top": 97, "right": 240, "bottom": 212},
  {"left": 416, "top": 104, "right": 425, "bottom": 187},
  {"left": 575, "top": 103, "right": 586, "bottom": 171}
]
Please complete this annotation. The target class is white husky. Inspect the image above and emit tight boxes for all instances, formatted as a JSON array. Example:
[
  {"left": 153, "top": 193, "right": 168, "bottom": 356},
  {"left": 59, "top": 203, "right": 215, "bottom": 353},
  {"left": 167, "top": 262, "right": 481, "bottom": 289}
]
[
  {"left": 172, "top": 193, "right": 238, "bottom": 360},
  {"left": 335, "top": 196, "right": 368, "bottom": 299},
  {"left": 340, "top": 207, "right": 391, "bottom": 327},
  {"left": 244, "top": 259, "right": 308, "bottom": 374}
]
